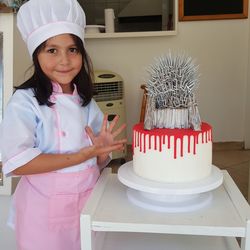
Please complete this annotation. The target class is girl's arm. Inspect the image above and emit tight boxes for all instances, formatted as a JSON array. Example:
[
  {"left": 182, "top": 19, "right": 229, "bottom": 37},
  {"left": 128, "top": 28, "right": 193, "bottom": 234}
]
[
  {"left": 13, "top": 115, "right": 126, "bottom": 175},
  {"left": 13, "top": 142, "right": 124, "bottom": 175}
]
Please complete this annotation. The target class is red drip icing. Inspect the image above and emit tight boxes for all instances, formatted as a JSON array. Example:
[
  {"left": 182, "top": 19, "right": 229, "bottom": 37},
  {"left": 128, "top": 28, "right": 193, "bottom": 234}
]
[
  {"left": 133, "top": 122, "right": 212, "bottom": 159},
  {"left": 193, "top": 135, "right": 197, "bottom": 155},
  {"left": 174, "top": 138, "right": 177, "bottom": 159},
  {"left": 143, "top": 134, "right": 146, "bottom": 153},
  {"left": 180, "top": 138, "right": 183, "bottom": 157},
  {"left": 137, "top": 131, "right": 139, "bottom": 147},
  {"left": 167, "top": 135, "right": 171, "bottom": 149},
  {"left": 173, "top": 136, "right": 185, "bottom": 158},
  {"left": 132, "top": 131, "right": 136, "bottom": 155},
  {"left": 159, "top": 135, "right": 162, "bottom": 152},
  {"left": 188, "top": 136, "right": 191, "bottom": 153},
  {"left": 139, "top": 133, "right": 142, "bottom": 152},
  {"left": 196, "top": 134, "right": 199, "bottom": 144}
]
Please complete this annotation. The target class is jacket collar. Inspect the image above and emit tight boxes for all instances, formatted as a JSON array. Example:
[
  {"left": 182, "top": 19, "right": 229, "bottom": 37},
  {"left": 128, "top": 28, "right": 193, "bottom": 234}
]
[{"left": 52, "top": 82, "right": 78, "bottom": 95}]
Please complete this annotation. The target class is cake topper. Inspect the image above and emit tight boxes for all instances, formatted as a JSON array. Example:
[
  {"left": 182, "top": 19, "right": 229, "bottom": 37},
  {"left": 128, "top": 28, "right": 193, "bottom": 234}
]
[{"left": 144, "top": 52, "right": 201, "bottom": 131}]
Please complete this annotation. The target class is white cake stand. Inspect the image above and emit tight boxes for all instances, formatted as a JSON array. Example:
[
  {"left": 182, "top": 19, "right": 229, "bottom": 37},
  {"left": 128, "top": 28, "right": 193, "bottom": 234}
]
[{"left": 117, "top": 161, "right": 223, "bottom": 213}]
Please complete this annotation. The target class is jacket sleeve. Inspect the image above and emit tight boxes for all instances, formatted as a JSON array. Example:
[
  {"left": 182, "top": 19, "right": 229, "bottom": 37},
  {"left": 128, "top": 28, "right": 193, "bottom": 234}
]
[{"left": 0, "top": 90, "right": 42, "bottom": 176}]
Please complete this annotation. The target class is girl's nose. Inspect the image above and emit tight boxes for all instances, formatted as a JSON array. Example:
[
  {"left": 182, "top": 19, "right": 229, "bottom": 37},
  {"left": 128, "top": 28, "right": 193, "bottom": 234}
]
[{"left": 59, "top": 52, "right": 70, "bottom": 65}]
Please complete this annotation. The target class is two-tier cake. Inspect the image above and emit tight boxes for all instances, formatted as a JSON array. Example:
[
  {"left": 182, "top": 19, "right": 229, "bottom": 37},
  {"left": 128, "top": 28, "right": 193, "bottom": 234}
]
[{"left": 132, "top": 52, "right": 212, "bottom": 184}]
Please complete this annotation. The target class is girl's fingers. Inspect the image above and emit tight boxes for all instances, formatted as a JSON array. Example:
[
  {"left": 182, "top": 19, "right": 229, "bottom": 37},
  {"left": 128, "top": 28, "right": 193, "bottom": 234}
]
[
  {"left": 85, "top": 126, "right": 94, "bottom": 140},
  {"left": 108, "top": 115, "right": 119, "bottom": 132},
  {"left": 100, "top": 114, "right": 108, "bottom": 132},
  {"left": 99, "top": 143, "right": 125, "bottom": 154},
  {"left": 109, "top": 138, "right": 127, "bottom": 146},
  {"left": 112, "top": 123, "right": 126, "bottom": 138},
  {"left": 114, "top": 138, "right": 127, "bottom": 145}
]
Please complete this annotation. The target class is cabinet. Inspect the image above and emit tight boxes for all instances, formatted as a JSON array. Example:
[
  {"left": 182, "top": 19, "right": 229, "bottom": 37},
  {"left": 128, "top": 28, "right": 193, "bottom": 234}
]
[
  {"left": 85, "top": 0, "right": 178, "bottom": 39},
  {"left": 81, "top": 168, "right": 250, "bottom": 250}
]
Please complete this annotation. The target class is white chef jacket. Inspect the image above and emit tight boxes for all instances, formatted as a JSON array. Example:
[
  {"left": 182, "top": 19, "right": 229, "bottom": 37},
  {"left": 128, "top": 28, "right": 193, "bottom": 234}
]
[{"left": 0, "top": 82, "right": 105, "bottom": 176}]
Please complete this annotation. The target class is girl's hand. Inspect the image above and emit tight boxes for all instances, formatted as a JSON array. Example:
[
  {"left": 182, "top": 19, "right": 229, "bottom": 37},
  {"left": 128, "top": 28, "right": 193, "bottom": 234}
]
[{"left": 85, "top": 114, "right": 127, "bottom": 164}]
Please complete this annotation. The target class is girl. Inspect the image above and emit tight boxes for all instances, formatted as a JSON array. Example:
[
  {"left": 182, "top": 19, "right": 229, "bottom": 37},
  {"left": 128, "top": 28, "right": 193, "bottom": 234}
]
[{"left": 0, "top": 0, "right": 126, "bottom": 249}]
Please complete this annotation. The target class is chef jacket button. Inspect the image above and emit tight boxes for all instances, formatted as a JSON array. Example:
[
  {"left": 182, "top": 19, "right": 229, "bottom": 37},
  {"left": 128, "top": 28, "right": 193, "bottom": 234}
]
[{"left": 61, "top": 131, "right": 66, "bottom": 137}]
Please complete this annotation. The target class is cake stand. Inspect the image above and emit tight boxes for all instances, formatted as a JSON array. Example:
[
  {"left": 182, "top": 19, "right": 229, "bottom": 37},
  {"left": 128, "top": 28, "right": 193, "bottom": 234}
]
[{"left": 117, "top": 161, "right": 223, "bottom": 213}]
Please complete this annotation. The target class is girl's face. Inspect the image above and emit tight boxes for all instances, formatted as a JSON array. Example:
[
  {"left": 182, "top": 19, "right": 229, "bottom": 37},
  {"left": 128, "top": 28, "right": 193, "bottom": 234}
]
[{"left": 37, "top": 34, "right": 82, "bottom": 94}]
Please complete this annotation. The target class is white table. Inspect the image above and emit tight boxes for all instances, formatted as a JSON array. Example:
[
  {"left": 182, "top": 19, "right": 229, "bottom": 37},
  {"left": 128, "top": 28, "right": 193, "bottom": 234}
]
[{"left": 80, "top": 168, "right": 250, "bottom": 250}]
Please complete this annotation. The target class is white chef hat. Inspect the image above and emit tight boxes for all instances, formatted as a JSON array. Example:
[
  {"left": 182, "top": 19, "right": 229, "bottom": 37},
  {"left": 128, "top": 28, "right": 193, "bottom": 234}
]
[{"left": 17, "top": 0, "right": 86, "bottom": 57}]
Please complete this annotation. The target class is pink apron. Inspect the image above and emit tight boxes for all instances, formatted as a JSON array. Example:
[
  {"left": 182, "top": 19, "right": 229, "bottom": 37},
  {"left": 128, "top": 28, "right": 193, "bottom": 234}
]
[{"left": 13, "top": 166, "right": 100, "bottom": 250}]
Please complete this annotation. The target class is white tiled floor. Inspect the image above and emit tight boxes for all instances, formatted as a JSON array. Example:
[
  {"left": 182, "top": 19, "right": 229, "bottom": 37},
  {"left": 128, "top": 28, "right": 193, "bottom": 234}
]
[
  {"left": 212, "top": 142, "right": 250, "bottom": 199},
  {"left": 0, "top": 196, "right": 16, "bottom": 250}
]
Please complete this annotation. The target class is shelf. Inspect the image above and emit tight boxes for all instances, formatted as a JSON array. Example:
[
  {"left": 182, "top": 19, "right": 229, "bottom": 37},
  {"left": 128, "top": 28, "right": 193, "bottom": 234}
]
[
  {"left": 93, "top": 232, "right": 240, "bottom": 250},
  {"left": 81, "top": 168, "right": 250, "bottom": 250},
  {"left": 85, "top": 30, "right": 177, "bottom": 39},
  {"left": 0, "top": 7, "right": 14, "bottom": 13}
]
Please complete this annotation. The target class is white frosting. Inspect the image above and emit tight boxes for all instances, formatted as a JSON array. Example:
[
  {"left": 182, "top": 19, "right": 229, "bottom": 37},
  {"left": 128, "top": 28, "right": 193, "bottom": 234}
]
[{"left": 133, "top": 124, "right": 212, "bottom": 183}]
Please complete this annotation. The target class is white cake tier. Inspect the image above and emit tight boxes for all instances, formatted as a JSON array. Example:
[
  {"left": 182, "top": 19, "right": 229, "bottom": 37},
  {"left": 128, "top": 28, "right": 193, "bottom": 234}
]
[{"left": 133, "top": 122, "right": 212, "bottom": 183}]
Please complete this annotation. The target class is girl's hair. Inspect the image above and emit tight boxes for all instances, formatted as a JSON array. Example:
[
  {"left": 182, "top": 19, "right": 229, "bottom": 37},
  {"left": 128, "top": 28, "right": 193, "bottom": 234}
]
[{"left": 15, "top": 34, "right": 94, "bottom": 107}]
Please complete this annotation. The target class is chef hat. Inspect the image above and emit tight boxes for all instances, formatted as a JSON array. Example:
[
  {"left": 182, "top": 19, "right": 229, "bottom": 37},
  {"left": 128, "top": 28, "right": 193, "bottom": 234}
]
[{"left": 17, "top": 0, "right": 86, "bottom": 57}]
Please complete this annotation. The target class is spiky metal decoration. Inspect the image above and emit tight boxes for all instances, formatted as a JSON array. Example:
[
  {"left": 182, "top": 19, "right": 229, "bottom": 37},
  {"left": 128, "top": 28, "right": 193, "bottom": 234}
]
[{"left": 144, "top": 52, "right": 201, "bottom": 131}]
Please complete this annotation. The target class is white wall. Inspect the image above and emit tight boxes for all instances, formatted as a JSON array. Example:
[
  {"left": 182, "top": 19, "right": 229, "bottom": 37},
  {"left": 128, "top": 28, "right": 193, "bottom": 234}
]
[
  {"left": 245, "top": 16, "right": 250, "bottom": 149},
  {"left": 13, "top": 16, "right": 33, "bottom": 85},
  {"left": 85, "top": 19, "right": 249, "bottom": 144},
  {"left": 12, "top": 15, "right": 250, "bottom": 145}
]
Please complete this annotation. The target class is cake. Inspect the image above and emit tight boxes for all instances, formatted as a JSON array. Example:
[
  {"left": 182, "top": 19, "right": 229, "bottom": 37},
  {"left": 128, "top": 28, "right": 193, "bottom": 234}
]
[
  {"left": 131, "top": 52, "right": 213, "bottom": 184},
  {"left": 132, "top": 122, "right": 212, "bottom": 183}
]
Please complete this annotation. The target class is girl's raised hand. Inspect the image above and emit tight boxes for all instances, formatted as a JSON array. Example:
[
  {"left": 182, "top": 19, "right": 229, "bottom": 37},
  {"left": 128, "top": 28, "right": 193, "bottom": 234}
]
[{"left": 85, "top": 114, "right": 127, "bottom": 158}]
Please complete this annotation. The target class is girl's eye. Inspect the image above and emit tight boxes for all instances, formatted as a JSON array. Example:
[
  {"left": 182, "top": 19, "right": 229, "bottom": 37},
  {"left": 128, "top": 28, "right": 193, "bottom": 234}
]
[
  {"left": 47, "top": 48, "right": 57, "bottom": 54},
  {"left": 69, "top": 47, "right": 79, "bottom": 53}
]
